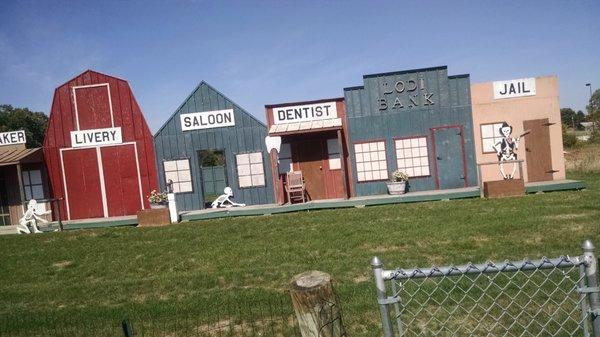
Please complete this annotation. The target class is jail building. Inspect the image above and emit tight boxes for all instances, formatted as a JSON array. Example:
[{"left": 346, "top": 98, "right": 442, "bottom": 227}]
[
  {"left": 153, "top": 82, "right": 274, "bottom": 211},
  {"left": 265, "top": 98, "right": 353, "bottom": 204},
  {"left": 343, "top": 66, "right": 478, "bottom": 196},
  {"left": 43, "top": 70, "right": 159, "bottom": 221},
  {"left": 471, "top": 75, "right": 565, "bottom": 183}
]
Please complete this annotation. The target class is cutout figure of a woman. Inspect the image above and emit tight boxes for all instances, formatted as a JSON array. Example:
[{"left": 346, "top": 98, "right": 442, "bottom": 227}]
[{"left": 493, "top": 122, "right": 521, "bottom": 180}]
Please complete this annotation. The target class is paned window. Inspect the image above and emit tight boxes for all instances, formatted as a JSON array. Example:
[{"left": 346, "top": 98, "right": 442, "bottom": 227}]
[
  {"left": 481, "top": 122, "right": 505, "bottom": 153},
  {"left": 395, "top": 137, "right": 430, "bottom": 177},
  {"left": 354, "top": 141, "right": 388, "bottom": 182},
  {"left": 164, "top": 159, "right": 193, "bottom": 193},
  {"left": 22, "top": 170, "right": 44, "bottom": 200},
  {"left": 327, "top": 138, "right": 341, "bottom": 170},
  {"left": 236, "top": 152, "right": 265, "bottom": 188}
]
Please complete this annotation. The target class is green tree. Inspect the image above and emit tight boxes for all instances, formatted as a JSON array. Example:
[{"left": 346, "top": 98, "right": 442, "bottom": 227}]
[
  {"left": 587, "top": 89, "right": 600, "bottom": 143},
  {"left": 0, "top": 105, "right": 48, "bottom": 148},
  {"left": 560, "top": 108, "right": 586, "bottom": 130}
]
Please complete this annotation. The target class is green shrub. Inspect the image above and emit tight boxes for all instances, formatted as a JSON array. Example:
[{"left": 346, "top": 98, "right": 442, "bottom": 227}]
[{"left": 562, "top": 132, "right": 580, "bottom": 148}]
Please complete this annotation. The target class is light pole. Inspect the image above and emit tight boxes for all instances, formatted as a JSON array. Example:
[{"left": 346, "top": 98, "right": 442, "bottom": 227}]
[{"left": 586, "top": 83, "right": 592, "bottom": 100}]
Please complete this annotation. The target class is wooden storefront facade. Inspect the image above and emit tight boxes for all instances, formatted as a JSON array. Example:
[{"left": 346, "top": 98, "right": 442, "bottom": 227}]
[
  {"left": 154, "top": 82, "right": 274, "bottom": 211},
  {"left": 343, "top": 66, "right": 478, "bottom": 196},
  {"left": 43, "top": 70, "right": 158, "bottom": 221}
]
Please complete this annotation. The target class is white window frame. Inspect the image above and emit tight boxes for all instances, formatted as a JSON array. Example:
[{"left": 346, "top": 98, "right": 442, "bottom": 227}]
[
  {"left": 164, "top": 159, "right": 193, "bottom": 193},
  {"left": 394, "top": 136, "right": 430, "bottom": 178},
  {"left": 236, "top": 152, "right": 266, "bottom": 188},
  {"left": 480, "top": 122, "right": 505, "bottom": 154},
  {"left": 354, "top": 140, "right": 388, "bottom": 182},
  {"left": 22, "top": 169, "right": 44, "bottom": 200}
]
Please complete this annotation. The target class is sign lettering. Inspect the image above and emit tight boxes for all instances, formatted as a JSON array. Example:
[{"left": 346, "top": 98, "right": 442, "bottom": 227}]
[
  {"left": 493, "top": 78, "right": 536, "bottom": 99},
  {"left": 180, "top": 109, "right": 235, "bottom": 131},
  {"left": 0, "top": 130, "right": 26, "bottom": 146},
  {"left": 273, "top": 102, "right": 338, "bottom": 125},
  {"left": 70, "top": 127, "right": 123, "bottom": 148},
  {"left": 377, "top": 78, "right": 435, "bottom": 111}
]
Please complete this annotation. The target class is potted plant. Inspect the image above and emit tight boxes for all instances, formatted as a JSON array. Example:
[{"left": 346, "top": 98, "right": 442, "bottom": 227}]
[
  {"left": 387, "top": 170, "right": 409, "bottom": 195},
  {"left": 148, "top": 190, "right": 168, "bottom": 209}
]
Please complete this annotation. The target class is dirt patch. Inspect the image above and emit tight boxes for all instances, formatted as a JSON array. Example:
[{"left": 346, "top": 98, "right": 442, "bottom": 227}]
[
  {"left": 52, "top": 260, "right": 73, "bottom": 270},
  {"left": 543, "top": 213, "right": 591, "bottom": 220}
]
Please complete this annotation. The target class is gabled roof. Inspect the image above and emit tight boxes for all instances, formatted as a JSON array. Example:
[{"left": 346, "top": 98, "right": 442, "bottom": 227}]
[
  {"left": 0, "top": 147, "right": 42, "bottom": 166},
  {"left": 154, "top": 81, "right": 265, "bottom": 137}
]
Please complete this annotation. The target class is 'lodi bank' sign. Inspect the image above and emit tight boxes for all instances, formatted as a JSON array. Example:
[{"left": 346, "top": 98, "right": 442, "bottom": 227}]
[
  {"left": 273, "top": 102, "right": 338, "bottom": 125},
  {"left": 377, "top": 77, "right": 435, "bottom": 111}
]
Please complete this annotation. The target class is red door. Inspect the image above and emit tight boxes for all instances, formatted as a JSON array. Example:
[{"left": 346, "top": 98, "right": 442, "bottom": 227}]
[
  {"left": 101, "top": 144, "right": 142, "bottom": 216},
  {"left": 62, "top": 148, "right": 104, "bottom": 219}
]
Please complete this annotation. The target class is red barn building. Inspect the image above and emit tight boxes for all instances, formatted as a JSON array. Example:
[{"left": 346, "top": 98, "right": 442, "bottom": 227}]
[{"left": 43, "top": 70, "right": 158, "bottom": 220}]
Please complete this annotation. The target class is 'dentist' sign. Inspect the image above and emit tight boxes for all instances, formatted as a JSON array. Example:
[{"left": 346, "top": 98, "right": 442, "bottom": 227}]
[
  {"left": 493, "top": 78, "right": 536, "bottom": 99},
  {"left": 180, "top": 109, "right": 235, "bottom": 131},
  {"left": 273, "top": 102, "right": 338, "bottom": 125},
  {"left": 0, "top": 130, "right": 26, "bottom": 146},
  {"left": 70, "top": 127, "right": 123, "bottom": 148}
]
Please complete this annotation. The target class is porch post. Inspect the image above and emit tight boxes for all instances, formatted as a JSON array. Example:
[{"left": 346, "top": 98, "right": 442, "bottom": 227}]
[
  {"left": 16, "top": 164, "right": 26, "bottom": 213},
  {"left": 337, "top": 129, "right": 349, "bottom": 199}
]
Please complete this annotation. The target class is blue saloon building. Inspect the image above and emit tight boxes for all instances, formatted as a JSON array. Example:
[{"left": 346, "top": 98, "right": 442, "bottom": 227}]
[
  {"left": 343, "top": 66, "right": 478, "bottom": 196},
  {"left": 154, "top": 82, "right": 274, "bottom": 211}
]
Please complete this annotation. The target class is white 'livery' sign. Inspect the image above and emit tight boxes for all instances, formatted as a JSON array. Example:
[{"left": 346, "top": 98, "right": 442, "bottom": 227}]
[
  {"left": 180, "top": 109, "right": 235, "bottom": 131},
  {"left": 493, "top": 78, "right": 536, "bottom": 99},
  {"left": 0, "top": 130, "right": 26, "bottom": 146},
  {"left": 70, "top": 127, "right": 123, "bottom": 148},
  {"left": 273, "top": 102, "right": 338, "bottom": 125}
]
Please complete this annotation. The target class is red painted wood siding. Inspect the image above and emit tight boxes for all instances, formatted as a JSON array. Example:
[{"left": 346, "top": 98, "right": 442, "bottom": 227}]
[
  {"left": 62, "top": 148, "right": 104, "bottom": 219},
  {"left": 43, "top": 70, "right": 158, "bottom": 220}
]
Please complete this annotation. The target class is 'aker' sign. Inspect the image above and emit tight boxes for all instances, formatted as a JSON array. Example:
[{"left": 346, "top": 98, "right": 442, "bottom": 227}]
[
  {"left": 180, "top": 109, "right": 235, "bottom": 131},
  {"left": 273, "top": 102, "right": 338, "bottom": 125},
  {"left": 0, "top": 130, "right": 26, "bottom": 146},
  {"left": 70, "top": 127, "right": 123, "bottom": 148}
]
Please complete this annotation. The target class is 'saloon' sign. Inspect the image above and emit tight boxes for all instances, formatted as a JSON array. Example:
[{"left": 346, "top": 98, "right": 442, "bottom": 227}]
[
  {"left": 0, "top": 130, "right": 26, "bottom": 146},
  {"left": 273, "top": 102, "right": 338, "bottom": 125},
  {"left": 180, "top": 109, "right": 235, "bottom": 131},
  {"left": 493, "top": 78, "right": 536, "bottom": 99},
  {"left": 70, "top": 127, "right": 123, "bottom": 148}
]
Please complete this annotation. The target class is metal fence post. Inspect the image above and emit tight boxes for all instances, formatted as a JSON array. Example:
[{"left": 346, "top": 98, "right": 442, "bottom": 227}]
[
  {"left": 372, "top": 257, "right": 393, "bottom": 337},
  {"left": 582, "top": 240, "right": 600, "bottom": 336}
]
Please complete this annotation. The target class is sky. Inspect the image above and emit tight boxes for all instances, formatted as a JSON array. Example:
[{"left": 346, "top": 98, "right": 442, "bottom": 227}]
[{"left": 1, "top": 0, "right": 598, "bottom": 132}]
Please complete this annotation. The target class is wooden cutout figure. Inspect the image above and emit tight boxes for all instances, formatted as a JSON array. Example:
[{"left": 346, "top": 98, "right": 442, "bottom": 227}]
[
  {"left": 493, "top": 122, "right": 530, "bottom": 179},
  {"left": 211, "top": 187, "right": 246, "bottom": 209},
  {"left": 17, "top": 200, "right": 51, "bottom": 234}
]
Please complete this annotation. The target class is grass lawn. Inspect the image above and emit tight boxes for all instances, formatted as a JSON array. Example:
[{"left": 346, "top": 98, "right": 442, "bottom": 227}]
[{"left": 1, "top": 168, "right": 599, "bottom": 335}]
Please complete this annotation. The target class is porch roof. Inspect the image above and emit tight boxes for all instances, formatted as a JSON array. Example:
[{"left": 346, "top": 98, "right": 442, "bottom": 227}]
[
  {"left": 0, "top": 147, "right": 43, "bottom": 167},
  {"left": 268, "top": 118, "right": 343, "bottom": 136}
]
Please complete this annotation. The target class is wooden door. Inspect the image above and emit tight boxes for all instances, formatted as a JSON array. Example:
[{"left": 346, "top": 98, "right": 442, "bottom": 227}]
[
  {"left": 433, "top": 126, "right": 467, "bottom": 189},
  {"left": 293, "top": 140, "right": 326, "bottom": 200},
  {"left": 101, "top": 144, "right": 142, "bottom": 216},
  {"left": 523, "top": 118, "right": 553, "bottom": 182},
  {"left": 198, "top": 150, "right": 228, "bottom": 207},
  {"left": 62, "top": 148, "right": 104, "bottom": 219}
]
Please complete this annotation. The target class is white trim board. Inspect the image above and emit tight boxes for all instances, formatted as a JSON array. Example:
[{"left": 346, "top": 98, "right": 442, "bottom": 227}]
[{"left": 59, "top": 141, "right": 144, "bottom": 220}]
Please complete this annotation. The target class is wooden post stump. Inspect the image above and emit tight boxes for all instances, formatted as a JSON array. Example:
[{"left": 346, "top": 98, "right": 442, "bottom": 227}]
[{"left": 289, "top": 271, "right": 346, "bottom": 337}]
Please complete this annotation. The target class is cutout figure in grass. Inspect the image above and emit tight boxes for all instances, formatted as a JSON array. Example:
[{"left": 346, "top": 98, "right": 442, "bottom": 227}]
[
  {"left": 493, "top": 122, "right": 530, "bottom": 180},
  {"left": 17, "top": 199, "right": 51, "bottom": 234},
  {"left": 211, "top": 187, "right": 246, "bottom": 209}
]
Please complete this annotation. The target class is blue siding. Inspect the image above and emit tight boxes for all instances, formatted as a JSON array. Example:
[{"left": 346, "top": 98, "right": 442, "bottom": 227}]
[
  {"left": 154, "top": 82, "right": 274, "bottom": 211},
  {"left": 344, "top": 66, "right": 477, "bottom": 196}
]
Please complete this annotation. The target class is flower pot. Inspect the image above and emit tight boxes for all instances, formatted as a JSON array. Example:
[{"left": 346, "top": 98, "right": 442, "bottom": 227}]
[
  {"left": 387, "top": 181, "right": 407, "bottom": 195},
  {"left": 150, "top": 203, "right": 167, "bottom": 209}
]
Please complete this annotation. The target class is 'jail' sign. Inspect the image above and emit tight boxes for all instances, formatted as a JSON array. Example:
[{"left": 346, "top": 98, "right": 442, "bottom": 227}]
[{"left": 493, "top": 78, "right": 536, "bottom": 99}]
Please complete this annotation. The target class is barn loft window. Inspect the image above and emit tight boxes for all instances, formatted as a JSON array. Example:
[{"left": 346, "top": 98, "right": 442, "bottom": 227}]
[
  {"left": 236, "top": 152, "right": 265, "bottom": 188},
  {"left": 354, "top": 141, "right": 388, "bottom": 182},
  {"left": 22, "top": 169, "right": 44, "bottom": 200},
  {"left": 481, "top": 122, "right": 505, "bottom": 153},
  {"left": 327, "top": 138, "right": 341, "bottom": 170},
  {"left": 395, "top": 137, "right": 430, "bottom": 177},
  {"left": 164, "top": 159, "right": 193, "bottom": 193}
]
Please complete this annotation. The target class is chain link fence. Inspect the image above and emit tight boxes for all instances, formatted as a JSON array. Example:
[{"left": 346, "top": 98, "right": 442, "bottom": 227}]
[{"left": 372, "top": 240, "right": 600, "bottom": 337}]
